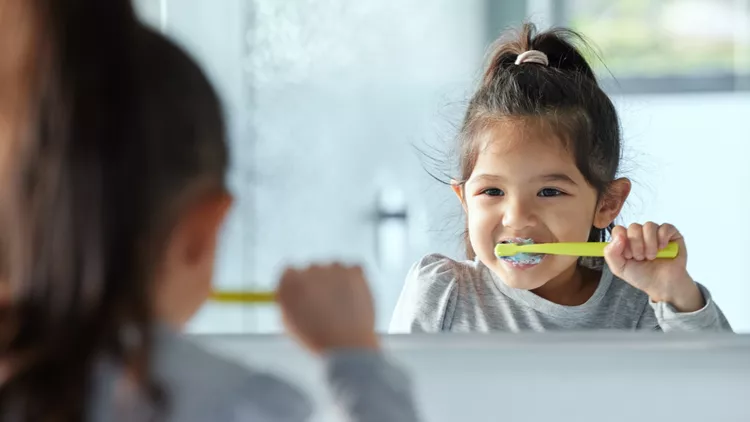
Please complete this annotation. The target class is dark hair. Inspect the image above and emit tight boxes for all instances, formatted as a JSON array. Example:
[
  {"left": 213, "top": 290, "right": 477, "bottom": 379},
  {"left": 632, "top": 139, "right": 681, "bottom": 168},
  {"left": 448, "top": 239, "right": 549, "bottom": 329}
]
[
  {"left": 0, "top": 2, "right": 228, "bottom": 420},
  {"left": 457, "top": 23, "right": 621, "bottom": 259}
]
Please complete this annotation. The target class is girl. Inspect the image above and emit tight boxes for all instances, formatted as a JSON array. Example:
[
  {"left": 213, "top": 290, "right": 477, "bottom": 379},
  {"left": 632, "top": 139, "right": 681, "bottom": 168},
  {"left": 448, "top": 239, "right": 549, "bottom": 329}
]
[
  {"left": 0, "top": 1, "right": 418, "bottom": 421},
  {"left": 390, "top": 24, "right": 731, "bottom": 333}
]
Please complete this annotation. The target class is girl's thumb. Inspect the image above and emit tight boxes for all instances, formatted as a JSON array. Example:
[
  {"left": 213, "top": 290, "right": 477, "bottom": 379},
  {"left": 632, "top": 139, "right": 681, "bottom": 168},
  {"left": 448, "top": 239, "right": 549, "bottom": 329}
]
[{"left": 604, "top": 233, "right": 627, "bottom": 276}]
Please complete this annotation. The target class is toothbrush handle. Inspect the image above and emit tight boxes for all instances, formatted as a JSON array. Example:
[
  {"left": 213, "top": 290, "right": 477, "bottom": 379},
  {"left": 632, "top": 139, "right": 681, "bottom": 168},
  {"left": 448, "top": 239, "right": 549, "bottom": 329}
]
[
  {"left": 655, "top": 242, "right": 679, "bottom": 258},
  {"left": 533, "top": 242, "right": 608, "bottom": 257},
  {"left": 520, "top": 242, "right": 679, "bottom": 258},
  {"left": 210, "top": 290, "right": 276, "bottom": 304}
]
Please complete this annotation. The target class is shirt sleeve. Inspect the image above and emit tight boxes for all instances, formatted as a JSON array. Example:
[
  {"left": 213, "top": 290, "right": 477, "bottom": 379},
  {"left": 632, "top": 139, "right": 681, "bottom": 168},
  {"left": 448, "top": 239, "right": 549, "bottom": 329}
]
[
  {"left": 222, "top": 354, "right": 420, "bottom": 422},
  {"left": 323, "top": 350, "right": 421, "bottom": 422},
  {"left": 388, "top": 254, "right": 459, "bottom": 333},
  {"left": 227, "top": 373, "right": 314, "bottom": 422},
  {"left": 648, "top": 282, "right": 733, "bottom": 332}
]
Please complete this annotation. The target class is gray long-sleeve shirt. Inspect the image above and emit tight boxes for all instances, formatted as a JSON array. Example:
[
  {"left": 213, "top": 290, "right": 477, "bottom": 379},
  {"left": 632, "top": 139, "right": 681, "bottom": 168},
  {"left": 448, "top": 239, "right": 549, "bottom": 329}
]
[
  {"left": 89, "top": 326, "right": 419, "bottom": 422},
  {"left": 389, "top": 254, "right": 732, "bottom": 333}
]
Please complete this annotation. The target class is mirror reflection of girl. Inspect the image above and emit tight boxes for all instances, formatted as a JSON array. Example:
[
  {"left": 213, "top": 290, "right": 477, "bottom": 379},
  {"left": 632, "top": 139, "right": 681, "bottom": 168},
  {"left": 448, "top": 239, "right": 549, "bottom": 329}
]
[
  {"left": 0, "top": 2, "right": 419, "bottom": 421},
  {"left": 390, "top": 24, "right": 731, "bottom": 333}
]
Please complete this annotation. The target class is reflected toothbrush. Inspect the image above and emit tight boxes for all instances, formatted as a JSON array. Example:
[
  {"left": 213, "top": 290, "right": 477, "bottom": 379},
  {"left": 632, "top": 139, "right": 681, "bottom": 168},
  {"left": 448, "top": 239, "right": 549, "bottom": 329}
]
[{"left": 210, "top": 290, "right": 276, "bottom": 304}]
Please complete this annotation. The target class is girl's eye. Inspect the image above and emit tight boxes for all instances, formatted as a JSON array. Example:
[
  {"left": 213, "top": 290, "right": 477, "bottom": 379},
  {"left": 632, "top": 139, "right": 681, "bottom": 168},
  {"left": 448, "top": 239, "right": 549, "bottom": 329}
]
[
  {"left": 481, "top": 188, "right": 504, "bottom": 197},
  {"left": 538, "top": 188, "right": 564, "bottom": 197}
]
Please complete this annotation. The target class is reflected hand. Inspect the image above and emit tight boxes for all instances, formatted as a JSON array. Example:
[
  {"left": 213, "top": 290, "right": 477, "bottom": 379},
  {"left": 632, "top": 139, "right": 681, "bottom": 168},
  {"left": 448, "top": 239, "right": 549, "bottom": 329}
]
[
  {"left": 604, "top": 222, "right": 704, "bottom": 312},
  {"left": 277, "top": 263, "right": 379, "bottom": 355}
]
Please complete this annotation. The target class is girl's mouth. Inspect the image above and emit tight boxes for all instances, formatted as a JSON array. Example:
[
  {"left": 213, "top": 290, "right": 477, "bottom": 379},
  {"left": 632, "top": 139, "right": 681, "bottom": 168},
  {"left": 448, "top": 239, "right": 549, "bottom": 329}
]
[{"left": 498, "top": 238, "right": 544, "bottom": 267}]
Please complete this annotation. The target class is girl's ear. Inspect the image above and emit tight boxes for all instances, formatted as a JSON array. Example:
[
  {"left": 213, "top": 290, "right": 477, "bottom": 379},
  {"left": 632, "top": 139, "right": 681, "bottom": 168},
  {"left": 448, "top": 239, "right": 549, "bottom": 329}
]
[
  {"left": 451, "top": 180, "right": 468, "bottom": 212},
  {"left": 593, "top": 178, "right": 631, "bottom": 229}
]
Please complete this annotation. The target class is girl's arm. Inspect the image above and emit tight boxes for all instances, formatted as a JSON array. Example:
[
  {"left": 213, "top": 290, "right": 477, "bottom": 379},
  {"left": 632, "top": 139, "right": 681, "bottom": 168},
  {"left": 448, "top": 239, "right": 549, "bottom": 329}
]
[{"left": 637, "top": 283, "right": 733, "bottom": 332}]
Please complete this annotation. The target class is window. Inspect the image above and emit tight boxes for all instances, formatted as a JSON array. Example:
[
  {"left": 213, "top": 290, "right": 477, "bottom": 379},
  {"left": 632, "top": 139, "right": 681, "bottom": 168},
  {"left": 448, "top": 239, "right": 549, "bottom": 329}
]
[{"left": 559, "top": 0, "right": 750, "bottom": 93}]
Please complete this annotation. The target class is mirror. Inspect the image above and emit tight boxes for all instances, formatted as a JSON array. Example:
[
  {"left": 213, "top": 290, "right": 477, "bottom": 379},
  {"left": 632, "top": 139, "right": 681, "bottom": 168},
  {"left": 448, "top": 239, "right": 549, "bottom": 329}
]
[{"left": 133, "top": 0, "right": 750, "bottom": 334}]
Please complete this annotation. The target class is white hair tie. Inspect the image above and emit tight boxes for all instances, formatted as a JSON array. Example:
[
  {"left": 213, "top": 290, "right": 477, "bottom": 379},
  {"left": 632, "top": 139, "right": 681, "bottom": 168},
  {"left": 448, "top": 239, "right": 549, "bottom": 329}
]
[{"left": 515, "top": 50, "right": 549, "bottom": 66}]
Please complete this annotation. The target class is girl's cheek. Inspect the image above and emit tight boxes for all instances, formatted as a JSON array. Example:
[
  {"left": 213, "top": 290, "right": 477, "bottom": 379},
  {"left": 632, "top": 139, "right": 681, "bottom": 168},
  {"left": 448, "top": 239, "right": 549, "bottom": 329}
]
[
  {"left": 470, "top": 207, "right": 497, "bottom": 228},
  {"left": 540, "top": 208, "right": 593, "bottom": 242}
]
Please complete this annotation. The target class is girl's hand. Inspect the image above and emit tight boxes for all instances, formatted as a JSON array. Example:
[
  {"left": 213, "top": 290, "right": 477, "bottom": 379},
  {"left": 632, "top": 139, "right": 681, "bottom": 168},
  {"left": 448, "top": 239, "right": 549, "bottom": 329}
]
[
  {"left": 604, "top": 223, "right": 705, "bottom": 312},
  {"left": 277, "top": 263, "right": 379, "bottom": 355}
]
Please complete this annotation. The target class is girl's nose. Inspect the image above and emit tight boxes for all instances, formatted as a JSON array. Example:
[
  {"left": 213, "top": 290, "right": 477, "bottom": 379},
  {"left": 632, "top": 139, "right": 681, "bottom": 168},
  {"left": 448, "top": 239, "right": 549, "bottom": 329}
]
[{"left": 501, "top": 197, "right": 537, "bottom": 230}]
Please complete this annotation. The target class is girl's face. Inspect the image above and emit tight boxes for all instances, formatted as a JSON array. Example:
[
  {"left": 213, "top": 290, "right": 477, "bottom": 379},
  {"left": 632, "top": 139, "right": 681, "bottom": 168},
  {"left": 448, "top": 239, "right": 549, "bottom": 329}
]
[{"left": 455, "top": 121, "right": 626, "bottom": 290}]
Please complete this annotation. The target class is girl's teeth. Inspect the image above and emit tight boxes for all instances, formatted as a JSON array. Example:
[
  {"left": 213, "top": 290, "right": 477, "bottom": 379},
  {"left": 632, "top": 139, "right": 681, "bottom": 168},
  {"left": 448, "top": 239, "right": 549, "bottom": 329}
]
[
  {"left": 498, "top": 238, "right": 543, "bottom": 266},
  {"left": 503, "top": 253, "right": 543, "bottom": 266}
]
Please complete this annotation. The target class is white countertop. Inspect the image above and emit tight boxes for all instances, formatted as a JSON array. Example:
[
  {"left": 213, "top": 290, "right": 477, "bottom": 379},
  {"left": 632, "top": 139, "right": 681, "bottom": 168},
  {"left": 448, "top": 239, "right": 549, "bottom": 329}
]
[{"left": 194, "top": 332, "right": 750, "bottom": 422}]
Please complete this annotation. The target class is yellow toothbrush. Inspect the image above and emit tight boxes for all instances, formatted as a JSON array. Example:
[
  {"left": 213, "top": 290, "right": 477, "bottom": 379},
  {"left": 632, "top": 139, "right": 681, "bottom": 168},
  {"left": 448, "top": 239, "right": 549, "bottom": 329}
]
[
  {"left": 494, "top": 242, "right": 679, "bottom": 258},
  {"left": 210, "top": 290, "right": 276, "bottom": 304}
]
